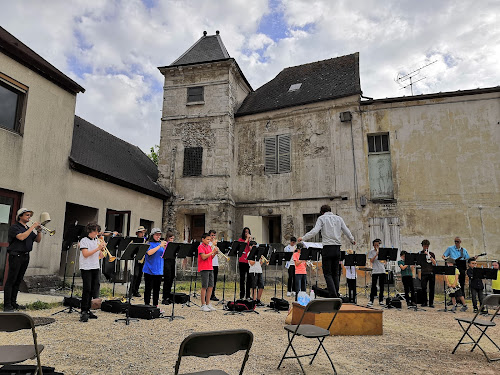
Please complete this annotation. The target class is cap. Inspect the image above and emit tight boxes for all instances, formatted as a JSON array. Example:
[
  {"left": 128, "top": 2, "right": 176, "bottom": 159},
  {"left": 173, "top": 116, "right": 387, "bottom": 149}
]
[
  {"left": 446, "top": 258, "right": 455, "bottom": 265},
  {"left": 17, "top": 208, "right": 34, "bottom": 220},
  {"left": 136, "top": 226, "right": 146, "bottom": 233},
  {"left": 150, "top": 228, "right": 162, "bottom": 235}
]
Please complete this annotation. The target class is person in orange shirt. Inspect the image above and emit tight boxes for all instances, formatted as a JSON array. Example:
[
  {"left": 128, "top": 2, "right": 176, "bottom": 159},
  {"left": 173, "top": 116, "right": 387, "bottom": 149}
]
[{"left": 293, "top": 243, "right": 308, "bottom": 297}]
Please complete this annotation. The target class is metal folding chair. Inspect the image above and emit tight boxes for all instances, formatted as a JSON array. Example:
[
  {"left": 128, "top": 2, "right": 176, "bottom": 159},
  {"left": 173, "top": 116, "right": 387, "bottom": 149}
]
[
  {"left": 452, "top": 294, "right": 500, "bottom": 362},
  {"left": 277, "top": 298, "right": 342, "bottom": 374},
  {"left": 174, "top": 329, "right": 253, "bottom": 375},
  {"left": 0, "top": 312, "right": 44, "bottom": 374}
]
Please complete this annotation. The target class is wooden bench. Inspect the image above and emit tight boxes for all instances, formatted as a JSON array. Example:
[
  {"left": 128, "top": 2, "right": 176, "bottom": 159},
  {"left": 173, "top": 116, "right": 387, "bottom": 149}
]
[{"left": 291, "top": 302, "right": 383, "bottom": 336}]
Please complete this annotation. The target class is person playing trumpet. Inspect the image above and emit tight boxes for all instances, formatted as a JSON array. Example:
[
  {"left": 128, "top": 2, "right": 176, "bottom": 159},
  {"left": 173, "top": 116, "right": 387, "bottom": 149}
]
[
  {"left": 248, "top": 248, "right": 266, "bottom": 307},
  {"left": 198, "top": 233, "right": 218, "bottom": 312},
  {"left": 4, "top": 208, "right": 42, "bottom": 312},
  {"left": 209, "top": 229, "right": 220, "bottom": 302},
  {"left": 79, "top": 223, "right": 106, "bottom": 322},
  {"left": 143, "top": 228, "right": 167, "bottom": 308},
  {"left": 368, "top": 239, "right": 385, "bottom": 307}
]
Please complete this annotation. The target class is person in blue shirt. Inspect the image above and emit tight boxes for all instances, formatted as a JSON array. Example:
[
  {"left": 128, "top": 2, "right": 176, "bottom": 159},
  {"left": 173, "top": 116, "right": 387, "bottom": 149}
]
[
  {"left": 442, "top": 237, "right": 470, "bottom": 296},
  {"left": 143, "top": 228, "right": 167, "bottom": 307}
]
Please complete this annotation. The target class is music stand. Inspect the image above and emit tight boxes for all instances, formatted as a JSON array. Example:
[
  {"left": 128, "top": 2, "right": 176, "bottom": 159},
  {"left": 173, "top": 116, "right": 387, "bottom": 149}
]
[
  {"left": 300, "top": 247, "right": 321, "bottom": 287},
  {"left": 179, "top": 243, "right": 200, "bottom": 307},
  {"left": 163, "top": 242, "right": 184, "bottom": 321},
  {"left": 265, "top": 251, "right": 293, "bottom": 313},
  {"left": 115, "top": 243, "right": 149, "bottom": 325},
  {"left": 247, "top": 245, "right": 267, "bottom": 302},
  {"left": 400, "top": 253, "right": 426, "bottom": 311},
  {"left": 224, "top": 241, "right": 246, "bottom": 315},
  {"left": 378, "top": 247, "right": 398, "bottom": 301},
  {"left": 474, "top": 268, "right": 498, "bottom": 306},
  {"left": 215, "top": 241, "right": 231, "bottom": 306},
  {"left": 434, "top": 265, "right": 457, "bottom": 312},
  {"left": 344, "top": 253, "right": 366, "bottom": 304},
  {"left": 52, "top": 241, "right": 82, "bottom": 316}
]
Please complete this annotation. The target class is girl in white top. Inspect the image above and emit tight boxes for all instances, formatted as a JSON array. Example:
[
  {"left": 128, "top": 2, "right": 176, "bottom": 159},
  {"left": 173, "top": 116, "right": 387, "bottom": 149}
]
[
  {"left": 79, "top": 223, "right": 105, "bottom": 322},
  {"left": 344, "top": 250, "right": 357, "bottom": 303}
]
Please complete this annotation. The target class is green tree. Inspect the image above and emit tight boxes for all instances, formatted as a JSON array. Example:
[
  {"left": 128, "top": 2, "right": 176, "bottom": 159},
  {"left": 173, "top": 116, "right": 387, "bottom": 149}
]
[{"left": 148, "top": 144, "right": 159, "bottom": 165}]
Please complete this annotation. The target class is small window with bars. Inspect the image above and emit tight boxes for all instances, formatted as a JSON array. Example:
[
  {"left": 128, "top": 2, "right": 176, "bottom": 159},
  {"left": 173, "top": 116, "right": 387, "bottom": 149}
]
[
  {"left": 183, "top": 147, "right": 203, "bottom": 176},
  {"left": 265, "top": 134, "right": 291, "bottom": 174},
  {"left": 187, "top": 86, "right": 204, "bottom": 103},
  {"left": 368, "top": 134, "right": 390, "bottom": 153}
]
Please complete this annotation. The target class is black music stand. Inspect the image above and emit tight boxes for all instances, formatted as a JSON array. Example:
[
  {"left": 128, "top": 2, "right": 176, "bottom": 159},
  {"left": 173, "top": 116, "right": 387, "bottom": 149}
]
[
  {"left": 474, "top": 268, "right": 498, "bottom": 309},
  {"left": 247, "top": 245, "right": 268, "bottom": 303},
  {"left": 344, "top": 253, "right": 366, "bottom": 304},
  {"left": 115, "top": 243, "right": 149, "bottom": 325},
  {"left": 378, "top": 247, "right": 398, "bottom": 301},
  {"left": 163, "top": 242, "right": 184, "bottom": 321},
  {"left": 300, "top": 247, "right": 321, "bottom": 287},
  {"left": 434, "top": 265, "right": 458, "bottom": 312},
  {"left": 180, "top": 242, "right": 200, "bottom": 307},
  {"left": 216, "top": 241, "right": 231, "bottom": 306},
  {"left": 401, "top": 253, "right": 426, "bottom": 311},
  {"left": 52, "top": 241, "right": 82, "bottom": 316},
  {"left": 266, "top": 251, "right": 293, "bottom": 313},
  {"left": 106, "top": 236, "right": 125, "bottom": 297},
  {"left": 224, "top": 241, "right": 247, "bottom": 315}
]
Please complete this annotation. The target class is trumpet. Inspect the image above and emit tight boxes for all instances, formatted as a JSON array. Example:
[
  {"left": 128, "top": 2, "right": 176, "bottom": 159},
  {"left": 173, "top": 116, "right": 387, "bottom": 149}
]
[
  {"left": 28, "top": 220, "right": 55, "bottom": 236},
  {"left": 260, "top": 255, "right": 270, "bottom": 265},
  {"left": 98, "top": 237, "right": 116, "bottom": 262},
  {"left": 307, "top": 260, "right": 317, "bottom": 270}
]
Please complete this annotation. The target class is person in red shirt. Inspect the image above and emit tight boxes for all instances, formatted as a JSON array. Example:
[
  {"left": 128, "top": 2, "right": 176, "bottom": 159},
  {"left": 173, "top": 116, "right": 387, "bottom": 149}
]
[
  {"left": 198, "top": 233, "right": 218, "bottom": 312},
  {"left": 238, "top": 227, "right": 252, "bottom": 299},
  {"left": 293, "top": 243, "right": 308, "bottom": 296}
]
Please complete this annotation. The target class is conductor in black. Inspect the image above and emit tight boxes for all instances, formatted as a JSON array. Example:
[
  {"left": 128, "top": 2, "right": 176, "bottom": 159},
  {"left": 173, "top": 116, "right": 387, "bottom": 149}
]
[
  {"left": 298, "top": 205, "right": 355, "bottom": 298},
  {"left": 4, "top": 208, "right": 42, "bottom": 311}
]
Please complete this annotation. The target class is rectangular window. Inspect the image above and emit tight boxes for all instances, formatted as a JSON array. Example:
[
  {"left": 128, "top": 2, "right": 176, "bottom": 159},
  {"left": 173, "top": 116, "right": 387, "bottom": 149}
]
[
  {"left": 264, "top": 134, "right": 291, "bottom": 174},
  {"left": 183, "top": 147, "right": 203, "bottom": 176},
  {"left": 0, "top": 73, "right": 27, "bottom": 133},
  {"left": 303, "top": 214, "right": 322, "bottom": 243},
  {"left": 367, "top": 133, "right": 394, "bottom": 199},
  {"left": 187, "top": 86, "right": 204, "bottom": 103}
]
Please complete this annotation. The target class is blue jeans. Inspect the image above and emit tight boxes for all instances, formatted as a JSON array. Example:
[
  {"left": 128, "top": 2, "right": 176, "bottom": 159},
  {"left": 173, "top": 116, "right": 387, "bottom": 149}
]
[{"left": 295, "top": 274, "right": 307, "bottom": 293}]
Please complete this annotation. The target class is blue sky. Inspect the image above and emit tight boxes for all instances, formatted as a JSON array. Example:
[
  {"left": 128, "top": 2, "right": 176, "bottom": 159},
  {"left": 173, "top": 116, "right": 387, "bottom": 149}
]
[{"left": 1, "top": 0, "right": 498, "bottom": 152}]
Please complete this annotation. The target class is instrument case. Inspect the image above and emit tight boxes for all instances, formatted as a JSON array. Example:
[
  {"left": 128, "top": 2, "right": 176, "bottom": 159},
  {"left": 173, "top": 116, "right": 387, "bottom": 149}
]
[
  {"left": 63, "top": 296, "right": 81, "bottom": 308},
  {"left": 172, "top": 292, "right": 190, "bottom": 304},
  {"left": 269, "top": 297, "right": 289, "bottom": 311},
  {"left": 129, "top": 304, "right": 161, "bottom": 319},
  {"left": 101, "top": 299, "right": 130, "bottom": 313}
]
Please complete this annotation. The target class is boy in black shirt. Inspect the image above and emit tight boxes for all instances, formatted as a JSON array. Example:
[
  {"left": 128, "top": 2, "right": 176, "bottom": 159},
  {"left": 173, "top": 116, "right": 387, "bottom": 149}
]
[{"left": 467, "top": 259, "right": 486, "bottom": 314}]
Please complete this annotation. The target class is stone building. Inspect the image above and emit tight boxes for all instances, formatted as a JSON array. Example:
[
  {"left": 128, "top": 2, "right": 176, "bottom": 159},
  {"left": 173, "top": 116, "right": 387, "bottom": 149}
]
[
  {"left": 0, "top": 26, "right": 167, "bottom": 287},
  {"left": 159, "top": 32, "right": 499, "bottom": 260}
]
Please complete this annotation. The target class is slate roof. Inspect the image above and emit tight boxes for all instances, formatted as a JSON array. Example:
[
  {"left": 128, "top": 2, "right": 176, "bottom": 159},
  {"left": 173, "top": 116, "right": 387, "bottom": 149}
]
[
  {"left": 236, "top": 53, "right": 361, "bottom": 116},
  {"left": 169, "top": 32, "right": 230, "bottom": 67},
  {"left": 0, "top": 26, "right": 85, "bottom": 95},
  {"left": 69, "top": 116, "right": 168, "bottom": 199}
]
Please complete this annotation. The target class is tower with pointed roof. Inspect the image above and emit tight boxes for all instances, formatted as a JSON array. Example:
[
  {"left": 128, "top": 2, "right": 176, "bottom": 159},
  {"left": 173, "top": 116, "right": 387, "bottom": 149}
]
[{"left": 158, "top": 31, "right": 252, "bottom": 240}]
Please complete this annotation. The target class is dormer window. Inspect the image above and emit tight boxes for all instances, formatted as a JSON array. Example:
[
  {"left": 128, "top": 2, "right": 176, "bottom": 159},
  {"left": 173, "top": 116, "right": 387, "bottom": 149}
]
[
  {"left": 187, "top": 86, "right": 204, "bottom": 103},
  {"left": 288, "top": 83, "right": 302, "bottom": 92}
]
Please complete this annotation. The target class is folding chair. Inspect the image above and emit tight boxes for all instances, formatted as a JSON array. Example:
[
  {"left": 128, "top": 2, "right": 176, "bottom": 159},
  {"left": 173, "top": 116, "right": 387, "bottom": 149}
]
[
  {"left": 277, "top": 298, "right": 342, "bottom": 374},
  {"left": 452, "top": 294, "right": 500, "bottom": 362},
  {"left": 0, "top": 312, "right": 44, "bottom": 374},
  {"left": 174, "top": 329, "right": 253, "bottom": 375}
]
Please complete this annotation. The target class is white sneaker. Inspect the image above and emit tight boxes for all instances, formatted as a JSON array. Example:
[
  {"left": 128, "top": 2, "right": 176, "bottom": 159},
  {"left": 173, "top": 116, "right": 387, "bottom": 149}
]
[
  {"left": 201, "top": 304, "right": 210, "bottom": 312},
  {"left": 379, "top": 301, "right": 385, "bottom": 306},
  {"left": 367, "top": 301, "right": 373, "bottom": 307},
  {"left": 292, "top": 292, "right": 296, "bottom": 297},
  {"left": 207, "top": 304, "right": 216, "bottom": 311},
  {"left": 287, "top": 292, "right": 291, "bottom": 297}
]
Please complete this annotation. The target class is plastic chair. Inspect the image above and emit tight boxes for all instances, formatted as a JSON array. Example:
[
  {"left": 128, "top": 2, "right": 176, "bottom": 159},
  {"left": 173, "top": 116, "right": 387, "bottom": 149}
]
[
  {"left": 174, "top": 329, "right": 253, "bottom": 375},
  {"left": 278, "top": 298, "right": 342, "bottom": 374},
  {"left": 452, "top": 294, "right": 500, "bottom": 362},
  {"left": 0, "top": 312, "right": 44, "bottom": 374}
]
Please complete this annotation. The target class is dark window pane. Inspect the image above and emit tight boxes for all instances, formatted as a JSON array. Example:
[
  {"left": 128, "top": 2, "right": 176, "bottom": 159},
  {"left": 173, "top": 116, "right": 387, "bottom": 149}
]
[
  {"left": 382, "top": 134, "right": 389, "bottom": 152},
  {"left": 375, "top": 135, "right": 382, "bottom": 152},
  {"left": 187, "top": 86, "right": 204, "bottom": 102},
  {"left": 0, "top": 83, "right": 19, "bottom": 130},
  {"left": 368, "top": 136, "right": 375, "bottom": 153},
  {"left": 183, "top": 147, "right": 203, "bottom": 176}
]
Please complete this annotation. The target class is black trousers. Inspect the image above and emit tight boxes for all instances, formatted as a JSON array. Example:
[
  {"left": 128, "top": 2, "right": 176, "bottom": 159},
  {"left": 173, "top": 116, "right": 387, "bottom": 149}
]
[
  {"left": 238, "top": 262, "right": 251, "bottom": 299},
  {"left": 162, "top": 259, "right": 175, "bottom": 300},
  {"left": 287, "top": 265, "right": 296, "bottom": 293},
  {"left": 370, "top": 273, "right": 386, "bottom": 302},
  {"left": 471, "top": 287, "right": 485, "bottom": 310},
  {"left": 347, "top": 278, "right": 357, "bottom": 303},
  {"left": 144, "top": 273, "right": 162, "bottom": 306},
  {"left": 4, "top": 253, "right": 30, "bottom": 308},
  {"left": 131, "top": 260, "right": 144, "bottom": 295},
  {"left": 420, "top": 273, "right": 435, "bottom": 305},
  {"left": 211, "top": 265, "right": 219, "bottom": 297},
  {"left": 81, "top": 268, "right": 100, "bottom": 312},
  {"left": 458, "top": 269, "right": 466, "bottom": 296},
  {"left": 402, "top": 275, "right": 415, "bottom": 305},
  {"left": 322, "top": 245, "right": 341, "bottom": 297}
]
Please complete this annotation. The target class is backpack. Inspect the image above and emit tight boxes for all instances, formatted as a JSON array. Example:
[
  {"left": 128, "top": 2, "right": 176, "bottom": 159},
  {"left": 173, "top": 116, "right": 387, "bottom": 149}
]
[{"left": 226, "top": 299, "right": 256, "bottom": 312}]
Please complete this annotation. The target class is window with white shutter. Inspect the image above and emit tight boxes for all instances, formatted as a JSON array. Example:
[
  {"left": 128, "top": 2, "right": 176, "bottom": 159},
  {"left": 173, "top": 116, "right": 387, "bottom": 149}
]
[{"left": 264, "top": 134, "right": 291, "bottom": 174}]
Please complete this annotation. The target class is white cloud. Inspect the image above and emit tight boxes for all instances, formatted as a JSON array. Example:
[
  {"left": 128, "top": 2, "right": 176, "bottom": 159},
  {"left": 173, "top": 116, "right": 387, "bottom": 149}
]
[{"left": 0, "top": 0, "right": 498, "bottom": 151}]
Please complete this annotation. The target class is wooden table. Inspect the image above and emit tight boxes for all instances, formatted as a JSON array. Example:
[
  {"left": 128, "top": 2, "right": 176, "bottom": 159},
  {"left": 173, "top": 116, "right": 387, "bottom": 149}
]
[{"left": 291, "top": 302, "right": 383, "bottom": 336}]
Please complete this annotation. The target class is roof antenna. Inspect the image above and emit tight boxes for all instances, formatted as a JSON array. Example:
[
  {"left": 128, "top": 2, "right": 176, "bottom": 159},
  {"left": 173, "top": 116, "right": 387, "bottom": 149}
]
[
  {"left": 395, "top": 60, "right": 437, "bottom": 95},
  {"left": 203, "top": 31, "right": 207, "bottom": 36},
  {"left": 216, "top": 30, "right": 220, "bottom": 35}
]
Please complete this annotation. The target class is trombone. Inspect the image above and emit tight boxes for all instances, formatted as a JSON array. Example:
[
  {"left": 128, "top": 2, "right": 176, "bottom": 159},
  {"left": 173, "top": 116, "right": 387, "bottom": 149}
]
[{"left": 98, "top": 236, "right": 116, "bottom": 262}]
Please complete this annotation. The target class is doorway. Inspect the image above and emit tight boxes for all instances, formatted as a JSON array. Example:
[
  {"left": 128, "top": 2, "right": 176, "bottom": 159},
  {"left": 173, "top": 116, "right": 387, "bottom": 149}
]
[
  {"left": 189, "top": 215, "right": 205, "bottom": 242},
  {"left": 0, "top": 188, "right": 21, "bottom": 290}
]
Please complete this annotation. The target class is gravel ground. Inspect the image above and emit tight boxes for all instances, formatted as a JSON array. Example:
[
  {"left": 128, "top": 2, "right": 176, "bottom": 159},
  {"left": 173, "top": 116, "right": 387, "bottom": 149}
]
[{"left": 2, "top": 291, "right": 499, "bottom": 375}]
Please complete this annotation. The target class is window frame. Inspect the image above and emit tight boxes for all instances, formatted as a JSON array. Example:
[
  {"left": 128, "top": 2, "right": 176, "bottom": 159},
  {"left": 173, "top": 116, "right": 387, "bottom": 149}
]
[
  {"left": 0, "top": 72, "right": 28, "bottom": 134},
  {"left": 367, "top": 133, "right": 390, "bottom": 154},
  {"left": 187, "top": 86, "right": 204, "bottom": 104},
  {"left": 264, "top": 134, "right": 291, "bottom": 175},
  {"left": 183, "top": 146, "right": 203, "bottom": 177}
]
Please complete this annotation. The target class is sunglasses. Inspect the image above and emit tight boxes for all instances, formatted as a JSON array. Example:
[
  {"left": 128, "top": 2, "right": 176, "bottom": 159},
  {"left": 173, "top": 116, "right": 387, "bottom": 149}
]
[{"left": 454, "top": 240, "right": 461, "bottom": 243}]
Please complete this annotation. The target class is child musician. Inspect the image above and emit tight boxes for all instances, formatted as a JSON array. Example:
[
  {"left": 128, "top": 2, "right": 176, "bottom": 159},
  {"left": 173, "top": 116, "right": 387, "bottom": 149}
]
[
  {"left": 79, "top": 223, "right": 105, "bottom": 322},
  {"left": 446, "top": 258, "right": 468, "bottom": 312},
  {"left": 143, "top": 228, "right": 167, "bottom": 307},
  {"left": 248, "top": 250, "right": 265, "bottom": 306},
  {"left": 467, "top": 259, "right": 486, "bottom": 313},
  {"left": 398, "top": 251, "right": 416, "bottom": 308},
  {"left": 493, "top": 260, "right": 500, "bottom": 294},
  {"left": 344, "top": 249, "right": 357, "bottom": 303},
  {"left": 161, "top": 231, "right": 176, "bottom": 305},
  {"left": 284, "top": 236, "right": 297, "bottom": 297},
  {"left": 198, "top": 233, "right": 218, "bottom": 312},
  {"left": 293, "top": 243, "right": 307, "bottom": 297}
]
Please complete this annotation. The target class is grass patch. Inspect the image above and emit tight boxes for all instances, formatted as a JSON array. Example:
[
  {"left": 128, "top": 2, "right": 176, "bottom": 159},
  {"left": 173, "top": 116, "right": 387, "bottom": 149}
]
[{"left": 0, "top": 301, "right": 62, "bottom": 311}]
